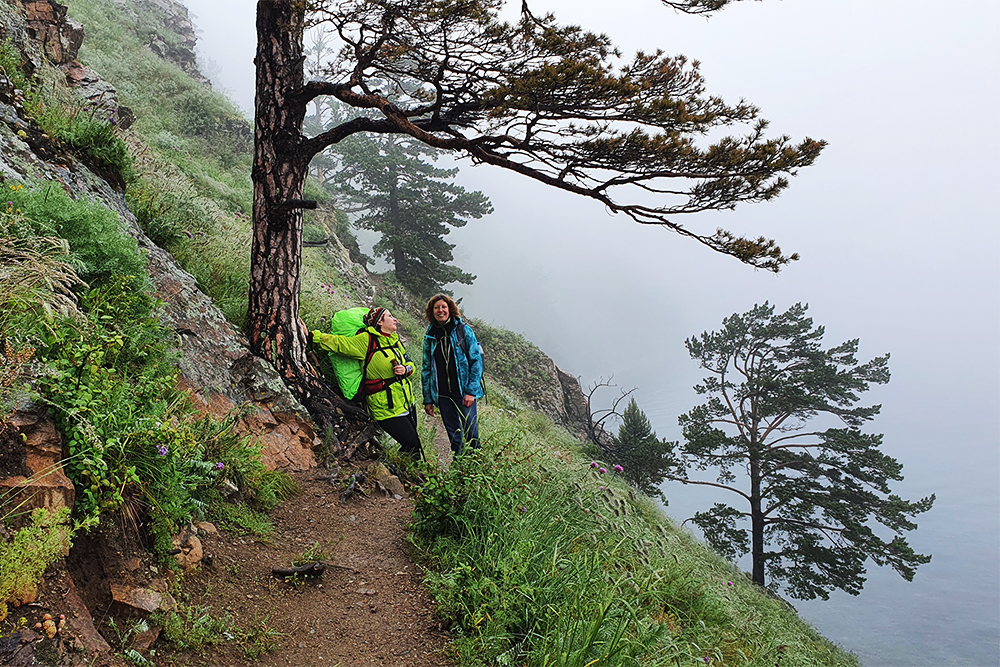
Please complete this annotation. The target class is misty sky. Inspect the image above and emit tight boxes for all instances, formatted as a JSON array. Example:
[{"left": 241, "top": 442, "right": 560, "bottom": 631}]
[{"left": 179, "top": 1, "right": 998, "bottom": 664}]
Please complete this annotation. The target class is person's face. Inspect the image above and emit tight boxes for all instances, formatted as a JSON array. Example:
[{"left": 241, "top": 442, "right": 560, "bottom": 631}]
[
  {"left": 432, "top": 299, "right": 451, "bottom": 324},
  {"left": 379, "top": 311, "right": 398, "bottom": 333}
]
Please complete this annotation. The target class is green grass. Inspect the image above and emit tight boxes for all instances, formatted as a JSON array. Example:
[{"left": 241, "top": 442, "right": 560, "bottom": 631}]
[{"left": 412, "top": 407, "right": 859, "bottom": 667}]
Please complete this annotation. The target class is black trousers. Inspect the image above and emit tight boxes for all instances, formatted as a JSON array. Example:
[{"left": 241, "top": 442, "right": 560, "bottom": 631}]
[{"left": 377, "top": 406, "right": 423, "bottom": 459}]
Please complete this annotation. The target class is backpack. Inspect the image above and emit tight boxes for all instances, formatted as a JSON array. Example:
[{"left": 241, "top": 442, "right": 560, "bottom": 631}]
[
  {"left": 327, "top": 307, "right": 407, "bottom": 403},
  {"left": 455, "top": 321, "right": 488, "bottom": 402},
  {"left": 327, "top": 307, "right": 369, "bottom": 400}
]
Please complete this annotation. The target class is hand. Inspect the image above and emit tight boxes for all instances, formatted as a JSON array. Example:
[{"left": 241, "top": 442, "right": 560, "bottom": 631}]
[
  {"left": 462, "top": 394, "right": 475, "bottom": 408},
  {"left": 424, "top": 404, "right": 435, "bottom": 417},
  {"left": 392, "top": 361, "right": 407, "bottom": 376}
]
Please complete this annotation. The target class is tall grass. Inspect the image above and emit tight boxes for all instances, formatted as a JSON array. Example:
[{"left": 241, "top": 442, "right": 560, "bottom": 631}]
[{"left": 412, "top": 408, "right": 859, "bottom": 667}]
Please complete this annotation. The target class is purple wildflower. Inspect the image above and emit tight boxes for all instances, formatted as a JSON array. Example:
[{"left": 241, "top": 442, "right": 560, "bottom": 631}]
[
  {"left": 599, "top": 467, "right": 607, "bottom": 474},
  {"left": 216, "top": 462, "right": 225, "bottom": 470},
  {"left": 727, "top": 581, "right": 733, "bottom": 586},
  {"left": 157, "top": 445, "right": 168, "bottom": 457},
  {"left": 614, "top": 464, "right": 624, "bottom": 473},
  {"left": 591, "top": 461, "right": 599, "bottom": 469}
]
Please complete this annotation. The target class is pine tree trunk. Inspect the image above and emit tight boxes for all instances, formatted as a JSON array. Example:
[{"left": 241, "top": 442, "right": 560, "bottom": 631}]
[
  {"left": 387, "top": 161, "right": 408, "bottom": 282},
  {"left": 750, "top": 456, "right": 766, "bottom": 587},
  {"left": 249, "top": 1, "right": 366, "bottom": 438}
]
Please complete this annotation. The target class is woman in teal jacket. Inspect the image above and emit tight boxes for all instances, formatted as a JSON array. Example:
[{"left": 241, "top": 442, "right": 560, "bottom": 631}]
[
  {"left": 421, "top": 294, "right": 483, "bottom": 456},
  {"left": 310, "top": 307, "right": 421, "bottom": 459}
]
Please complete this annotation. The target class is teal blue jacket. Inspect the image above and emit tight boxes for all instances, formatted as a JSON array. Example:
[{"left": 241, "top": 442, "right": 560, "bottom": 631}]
[{"left": 421, "top": 317, "right": 483, "bottom": 405}]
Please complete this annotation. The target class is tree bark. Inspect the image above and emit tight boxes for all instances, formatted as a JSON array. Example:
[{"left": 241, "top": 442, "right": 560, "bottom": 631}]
[
  {"left": 249, "top": 1, "right": 366, "bottom": 438},
  {"left": 387, "top": 160, "right": 408, "bottom": 282},
  {"left": 750, "top": 455, "right": 765, "bottom": 587}
]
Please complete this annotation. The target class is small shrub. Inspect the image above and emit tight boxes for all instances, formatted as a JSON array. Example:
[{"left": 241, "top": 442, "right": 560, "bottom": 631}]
[
  {"left": 206, "top": 501, "right": 274, "bottom": 538},
  {"left": 6, "top": 180, "right": 146, "bottom": 289},
  {"left": 154, "top": 603, "right": 232, "bottom": 650},
  {"left": 0, "top": 508, "right": 73, "bottom": 622}
]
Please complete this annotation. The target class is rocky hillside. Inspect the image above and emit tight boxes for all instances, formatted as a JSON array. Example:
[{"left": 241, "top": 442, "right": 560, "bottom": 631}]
[{"left": 0, "top": 1, "right": 595, "bottom": 661}]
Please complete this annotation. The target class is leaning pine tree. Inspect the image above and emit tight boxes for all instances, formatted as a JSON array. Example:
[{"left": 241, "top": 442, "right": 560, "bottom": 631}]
[
  {"left": 665, "top": 302, "right": 934, "bottom": 600},
  {"left": 248, "top": 0, "right": 825, "bottom": 435}
]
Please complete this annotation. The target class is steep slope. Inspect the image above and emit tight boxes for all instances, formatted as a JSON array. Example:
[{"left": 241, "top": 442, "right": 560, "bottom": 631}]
[{"left": 0, "top": 2, "right": 859, "bottom": 666}]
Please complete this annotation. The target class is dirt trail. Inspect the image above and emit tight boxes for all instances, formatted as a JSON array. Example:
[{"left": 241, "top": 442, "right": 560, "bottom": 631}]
[{"left": 160, "top": 424, "right": 457, "bottom": 667}]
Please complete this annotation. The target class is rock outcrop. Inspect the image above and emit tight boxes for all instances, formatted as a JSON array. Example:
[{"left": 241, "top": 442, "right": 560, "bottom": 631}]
[
  {"left": 134, "top": 0, "right": 206, "bottom": 84},
  {"left": 556, "top": 365, "right": 592, "bottom": 439},
  {"left": 20, "top": 0, "right": 83, "bottom": 66},
  {"left": 0, "top": 402, "right": 75, "bottom": 517}
]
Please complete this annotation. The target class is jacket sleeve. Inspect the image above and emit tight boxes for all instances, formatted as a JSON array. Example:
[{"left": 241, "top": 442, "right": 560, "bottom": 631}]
[
  {"left": 311, "top": 330, "right": 369, "bottom": 359},
  {"left": 421, "top": 333, "right": 435, "bottom": 404},
  {"left": 463, "top": 324, "right": 484, "bottom": 398}
]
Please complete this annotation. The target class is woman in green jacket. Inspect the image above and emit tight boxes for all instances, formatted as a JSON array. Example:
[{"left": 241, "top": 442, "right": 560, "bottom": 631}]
[{"left": 309, "top": 307, "right": 422, "bottom": 459}]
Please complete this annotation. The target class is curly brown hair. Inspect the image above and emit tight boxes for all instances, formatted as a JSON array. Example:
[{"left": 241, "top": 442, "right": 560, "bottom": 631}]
[{"left": 424, "top": 293, "right": 461, "bottom": 323}]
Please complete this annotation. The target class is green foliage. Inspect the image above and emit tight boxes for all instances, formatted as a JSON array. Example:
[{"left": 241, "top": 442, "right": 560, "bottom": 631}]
[
  {"left": 22, "top": 274, "right": 284, "bottom": 553},
  {"left": 331, "top": 131, "right": 491, "bottom": 297},
  {"left": 132, "top": 603, "right": 280, "bottom": 660},
  {"left": 670, "top": 302, "right": 935, "bottom": 599},
  {"left": 6, "top": 179, "right": 146, "bottom": 288},
  {"left": 154, "top": 603, "right": 232, "bottom": 650},
  {"left": 0, "top": 194, "right": 85, "bottom": 334},
  {"left": 37, "top": 103, "right": 133, "bottom": 179},
  {"left": 0, "top": 38, "right": 31, "bottom": 93},
  {"left": 0, "top": 508, "right": 73, "bottom": 622},
  {"left": 206, "top": 500, "right": 274, "bottom": 539},
  {"left": 124, "top": 165, "right": 251, "bottom": 329},
  {"left": 35, "top": 276, "right": 174, "bottom": 520},
  {"left": 292, "top": 539, "right": 341, "bottom": 567},
  {"left": 238, "top": 614, "right": 284, "bottom": 659},
  {"left": 106, "top": 617, "right": 157, "bottom": 667},
  {"left": 412, "top": 408, "right": 859, "bottom": 666},
  {"left": 605, "top": 398, "right": 674, "bottom": 501}
]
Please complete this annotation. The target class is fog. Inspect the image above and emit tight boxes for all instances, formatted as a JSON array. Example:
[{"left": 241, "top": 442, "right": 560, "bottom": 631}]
[{"left": 181, "top": 1, "right": 999, "bottom": 664}]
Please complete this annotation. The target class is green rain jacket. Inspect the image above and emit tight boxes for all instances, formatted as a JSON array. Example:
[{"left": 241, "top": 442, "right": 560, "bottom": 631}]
[{"left": 311, "top": 326, "right": 416, "bottom": 421}]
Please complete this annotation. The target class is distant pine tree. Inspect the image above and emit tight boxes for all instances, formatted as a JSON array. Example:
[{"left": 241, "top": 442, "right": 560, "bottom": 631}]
[
  {"left": 609, "top": 398, "right": 673, "bottom": 502},
  {"left": 332, "top": 133, "right": 492, "bottom": 298}
]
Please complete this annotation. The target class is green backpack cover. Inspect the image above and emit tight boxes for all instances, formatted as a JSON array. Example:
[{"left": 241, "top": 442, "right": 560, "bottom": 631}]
[{"left": 328, "top": 307, "right": 369, "bottom": 400}]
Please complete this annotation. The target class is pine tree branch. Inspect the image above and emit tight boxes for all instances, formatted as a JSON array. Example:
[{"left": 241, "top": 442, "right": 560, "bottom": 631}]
[{"left": 665, "top": 475, "right": 751, "bottom": 502}]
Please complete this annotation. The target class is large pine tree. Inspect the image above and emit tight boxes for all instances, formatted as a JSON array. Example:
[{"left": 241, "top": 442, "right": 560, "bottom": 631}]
[
  {"left": 248, "top": 0, "right": 824, "bottom": 432},
  {"left": 666, "top": 302, "right": 934, "bottom": 599}
]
